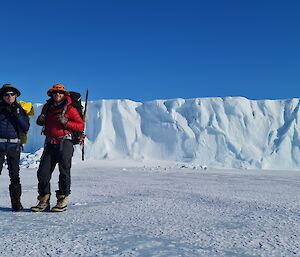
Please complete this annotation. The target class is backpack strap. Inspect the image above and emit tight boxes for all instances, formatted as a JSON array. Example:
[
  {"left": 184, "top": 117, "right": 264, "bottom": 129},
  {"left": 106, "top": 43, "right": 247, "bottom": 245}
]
[{"left": 62, "top": 104, "right": 68, "bottom": 118}]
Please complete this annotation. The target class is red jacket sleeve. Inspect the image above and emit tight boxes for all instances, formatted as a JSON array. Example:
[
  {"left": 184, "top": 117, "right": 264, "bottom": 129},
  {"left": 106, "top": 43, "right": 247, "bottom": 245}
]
[{"left": 65, "top": 106, "right": 84, "bottom": 132}]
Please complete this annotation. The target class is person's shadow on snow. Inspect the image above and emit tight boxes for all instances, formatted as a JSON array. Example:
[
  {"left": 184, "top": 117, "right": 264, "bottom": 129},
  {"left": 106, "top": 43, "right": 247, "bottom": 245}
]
[
  {"left": 0, "top": 206, "right": 31, "bottom": 212},
  {"left": 0, "top": 207, "right": 12, "bottom": 212}
]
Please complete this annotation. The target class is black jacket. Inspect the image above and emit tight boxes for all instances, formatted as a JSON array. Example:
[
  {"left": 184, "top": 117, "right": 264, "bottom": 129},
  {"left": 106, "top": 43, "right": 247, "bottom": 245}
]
[{"left": 0, "top": 101, "right": 30, "bottom": 151}]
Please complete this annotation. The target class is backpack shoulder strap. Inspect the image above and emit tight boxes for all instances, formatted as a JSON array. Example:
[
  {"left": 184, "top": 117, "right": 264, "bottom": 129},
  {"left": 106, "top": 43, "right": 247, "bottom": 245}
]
[
  {"left": 62, "top": 104, "right": 68, "bottom": 117},
  {"left": 61, "top": 97, "right": 70, "bottom": 118}
]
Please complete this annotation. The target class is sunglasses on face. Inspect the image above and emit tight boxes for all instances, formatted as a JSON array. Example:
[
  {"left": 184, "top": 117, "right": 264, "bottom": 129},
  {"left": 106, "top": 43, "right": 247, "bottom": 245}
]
[
  {"left": 52, "top": 90, "right": 65, "bottom": 95},
  {"left": 4, "top": 92, "right": 16, "bottom": 97}
]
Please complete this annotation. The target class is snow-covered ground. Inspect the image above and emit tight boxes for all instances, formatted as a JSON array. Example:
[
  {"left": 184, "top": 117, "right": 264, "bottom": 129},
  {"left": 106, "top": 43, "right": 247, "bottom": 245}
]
[{"left": 0, "top": 160, "right": 299, "bottom": 257}]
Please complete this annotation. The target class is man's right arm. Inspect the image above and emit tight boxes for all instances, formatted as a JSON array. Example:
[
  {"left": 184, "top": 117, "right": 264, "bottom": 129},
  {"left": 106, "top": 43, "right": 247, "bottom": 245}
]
[{"left": 36, "top": 104, "right": 48, "bottom": 126}]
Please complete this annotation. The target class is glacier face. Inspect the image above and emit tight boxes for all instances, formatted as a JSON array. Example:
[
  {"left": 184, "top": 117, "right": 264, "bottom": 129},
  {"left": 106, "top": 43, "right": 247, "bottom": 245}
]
[{"left": 24, "top": 97, "right": 300, "bottom": 170}]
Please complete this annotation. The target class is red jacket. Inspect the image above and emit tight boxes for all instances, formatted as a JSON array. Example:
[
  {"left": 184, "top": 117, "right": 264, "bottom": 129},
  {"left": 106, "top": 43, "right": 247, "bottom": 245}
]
[{"left": 41, "top": 95, "right": 84, "bottom": 144}]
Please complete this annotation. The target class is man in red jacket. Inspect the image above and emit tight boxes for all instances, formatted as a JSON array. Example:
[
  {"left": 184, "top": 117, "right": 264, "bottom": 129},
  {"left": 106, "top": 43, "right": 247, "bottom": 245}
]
[{"left": 31, "top": 84, "right": 84, "bottom": 212}]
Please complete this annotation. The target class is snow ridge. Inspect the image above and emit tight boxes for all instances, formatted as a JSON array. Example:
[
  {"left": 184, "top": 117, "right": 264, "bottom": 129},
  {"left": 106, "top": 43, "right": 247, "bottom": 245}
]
[{"left": 23, "top": 97, "right": 300, "bottom": 170}]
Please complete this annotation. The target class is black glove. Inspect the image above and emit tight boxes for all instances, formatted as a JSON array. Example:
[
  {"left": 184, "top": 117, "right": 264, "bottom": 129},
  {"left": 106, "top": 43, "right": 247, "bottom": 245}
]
[
  {"left": 7, "top": 104, "right": 20, "bottom": 116},
  {"left": 36, "top": 114, "right": 45, "bottom": 126}
]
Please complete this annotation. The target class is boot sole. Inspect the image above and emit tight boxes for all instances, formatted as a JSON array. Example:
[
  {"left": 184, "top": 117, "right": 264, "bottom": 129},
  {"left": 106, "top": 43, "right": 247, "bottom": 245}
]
[
  {"left": 30, "top": 206, "right": 51, "bottom": 212},
  {"left": 51, "top": 206, "right": 67, "bottom": 212}
]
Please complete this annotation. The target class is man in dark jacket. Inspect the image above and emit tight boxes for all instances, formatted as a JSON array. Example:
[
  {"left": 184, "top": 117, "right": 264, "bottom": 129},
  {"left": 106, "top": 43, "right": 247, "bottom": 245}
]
[
  {"left": 31, "top": 84, "right": 84, "bottom": 212},
  {"left": 0, "top": 84, "right": 30, "bottom": 211}
]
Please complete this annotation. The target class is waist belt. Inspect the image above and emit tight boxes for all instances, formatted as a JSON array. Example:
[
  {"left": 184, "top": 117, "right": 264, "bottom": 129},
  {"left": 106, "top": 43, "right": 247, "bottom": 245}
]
[
  {"left": 46, "top": 134, "right": 72, "bottom": 143},
  {"left": 0, "top": 138, "right": 21, "bottom": 143}
]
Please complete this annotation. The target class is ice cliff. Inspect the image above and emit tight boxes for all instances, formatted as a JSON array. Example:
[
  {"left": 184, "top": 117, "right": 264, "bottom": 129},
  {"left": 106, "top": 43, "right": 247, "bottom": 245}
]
[{"left": 24, "top": 97, "right": 300, "bottom": 170}]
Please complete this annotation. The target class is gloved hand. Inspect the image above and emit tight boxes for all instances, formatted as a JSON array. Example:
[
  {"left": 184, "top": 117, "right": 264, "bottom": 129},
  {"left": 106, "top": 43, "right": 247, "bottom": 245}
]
[
  {"left": 36, "top": 114, "right": 45, "bottom": 126},
  {"left": 7, "top": 104, "right": 20, "bottom": 116},
  {"left": 59, "top": 115, "right": 68, "bottom": 127}
]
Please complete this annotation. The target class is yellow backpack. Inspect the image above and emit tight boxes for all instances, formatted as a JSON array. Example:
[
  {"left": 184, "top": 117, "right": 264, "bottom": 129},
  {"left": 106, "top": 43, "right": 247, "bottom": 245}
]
[{"left": 18, "top": 101, "right": 34, "bottom": 144}]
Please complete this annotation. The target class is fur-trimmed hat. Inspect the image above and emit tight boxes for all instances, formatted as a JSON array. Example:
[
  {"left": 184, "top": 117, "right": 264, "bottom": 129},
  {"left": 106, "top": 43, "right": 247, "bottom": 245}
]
[
  {"left": 47, "top": 83, "right": 70, "bottom": 96},
  {"left": 0, "top": 84, "right": 21, "bottom": 97}
]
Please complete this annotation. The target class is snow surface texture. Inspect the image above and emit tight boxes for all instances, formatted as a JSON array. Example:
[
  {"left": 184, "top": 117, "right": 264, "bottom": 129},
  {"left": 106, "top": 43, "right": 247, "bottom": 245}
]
[
  {"left": 23, "top": 97, "right": 300, "bottom": 170},
  {"left": 0, "top": 160, "right": 299, "bottom": 257}
]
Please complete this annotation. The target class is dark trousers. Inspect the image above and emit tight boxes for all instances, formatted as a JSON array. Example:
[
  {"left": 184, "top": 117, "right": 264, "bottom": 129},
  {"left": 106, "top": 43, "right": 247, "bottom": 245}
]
[
  {"left": 37, "top": 140, "right": 74, "bottom": 196},
  {"left": 0, "top": 148, "right": 21, "bottom": 198}
]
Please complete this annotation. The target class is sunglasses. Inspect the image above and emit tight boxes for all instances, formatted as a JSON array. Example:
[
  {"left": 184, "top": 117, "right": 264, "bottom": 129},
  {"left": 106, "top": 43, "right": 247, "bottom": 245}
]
[
  {"left": 4, "top": 92, "right": 16, "bottom": 97},
  {"left": 52, "top": 90, "right": 65, "bottom": 95}
]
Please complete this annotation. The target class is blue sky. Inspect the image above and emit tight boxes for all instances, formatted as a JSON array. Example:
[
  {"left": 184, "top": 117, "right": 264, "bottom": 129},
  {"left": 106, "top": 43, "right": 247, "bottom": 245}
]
[{"left": 0, "top": 0, "right": 299, "bottom": 103}]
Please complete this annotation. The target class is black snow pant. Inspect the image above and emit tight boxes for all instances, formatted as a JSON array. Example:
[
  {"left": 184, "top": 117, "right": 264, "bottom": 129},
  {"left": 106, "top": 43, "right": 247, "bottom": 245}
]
[
  {"left": 37, "top": 140, "right": 74, "bottom": 197},
  {"left": 0, "top": 148, "right": 22, "bottom": 199}
]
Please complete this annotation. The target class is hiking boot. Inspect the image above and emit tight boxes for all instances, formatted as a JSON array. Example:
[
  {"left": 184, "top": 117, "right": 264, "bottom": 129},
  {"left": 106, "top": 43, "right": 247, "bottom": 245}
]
[
  {"left": 51, "top": 194, "right": 68, "bottom": 212},
  {"left": 9, "top": 184, "right": 23, "bottom": 212},
  {"left": 11, "top": 197, "right": 24, "bottom": 212},
  {"left": 30, "top": 194, "right": 51, "bottom": 212}
]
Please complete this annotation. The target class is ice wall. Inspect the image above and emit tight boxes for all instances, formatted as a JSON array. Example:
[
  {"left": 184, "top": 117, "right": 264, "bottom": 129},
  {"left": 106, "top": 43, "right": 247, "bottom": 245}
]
[{"left": 24, "top": 97, "right": 300, "bottom": 170}]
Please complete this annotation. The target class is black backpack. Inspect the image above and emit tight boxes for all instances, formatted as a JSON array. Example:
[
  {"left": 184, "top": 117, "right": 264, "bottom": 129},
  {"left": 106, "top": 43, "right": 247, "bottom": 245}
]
[
  {"left": 62, "top": 91, "right": 85, "bottom": 145},
  {"left": 68, "top": 91, "right": 84, "bottom": 119}
]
